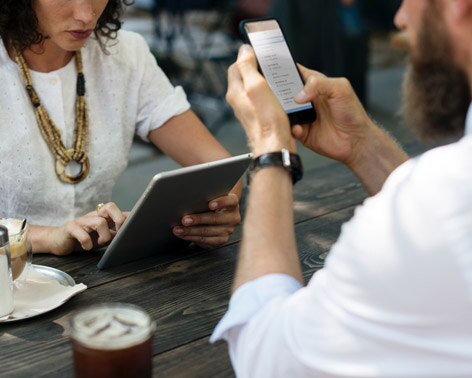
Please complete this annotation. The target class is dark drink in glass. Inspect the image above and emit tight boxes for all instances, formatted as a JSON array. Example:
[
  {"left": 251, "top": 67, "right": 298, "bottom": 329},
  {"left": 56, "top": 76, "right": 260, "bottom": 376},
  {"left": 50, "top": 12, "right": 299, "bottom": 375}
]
[{"left": 70, "top": 303, "right": 155, "bottom": 378}]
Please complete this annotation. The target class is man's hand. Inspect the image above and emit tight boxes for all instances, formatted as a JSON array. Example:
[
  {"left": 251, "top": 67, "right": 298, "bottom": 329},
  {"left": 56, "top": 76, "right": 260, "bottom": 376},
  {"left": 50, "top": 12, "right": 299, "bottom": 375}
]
[
  {"left": 226, "top": 45, "right": 296, "bottom": 155},
  {"left": 32, "top": 202, "right": 128, "bottom": 256},
  {"left": 292, "top": 65, "right": 376, "bottom": 168},
  {"left": 172, "top": 193, "right": 241, "bottom": 248},
  {"left": 226, "top": 45, "right": 407, "bottom": 195}
]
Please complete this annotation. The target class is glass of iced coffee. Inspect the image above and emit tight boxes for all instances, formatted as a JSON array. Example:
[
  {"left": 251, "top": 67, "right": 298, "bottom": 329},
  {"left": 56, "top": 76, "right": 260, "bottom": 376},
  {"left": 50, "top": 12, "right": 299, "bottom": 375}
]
[
  {"left": 70, "top": 303, "right": 155, "bottom": 378},
  {"left": 0, "top": 218, "right": 32, "bottom": 285}
]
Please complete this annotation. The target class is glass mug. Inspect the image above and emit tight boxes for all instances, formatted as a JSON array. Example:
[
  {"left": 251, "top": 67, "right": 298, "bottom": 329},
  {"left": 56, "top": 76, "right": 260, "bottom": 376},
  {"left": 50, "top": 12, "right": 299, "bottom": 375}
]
[
  {"left": 0, "top": 218, "right": 32, "bottom": 285},
  {"left": 70, "top": 303, "right": 155, "bottom": 378}
]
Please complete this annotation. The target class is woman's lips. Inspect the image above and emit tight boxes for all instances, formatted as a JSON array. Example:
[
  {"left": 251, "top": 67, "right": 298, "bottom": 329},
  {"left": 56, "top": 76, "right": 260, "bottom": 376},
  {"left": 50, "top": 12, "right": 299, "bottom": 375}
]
[{"left": 68, "top": 30, "right": 93, "bottom": 40}]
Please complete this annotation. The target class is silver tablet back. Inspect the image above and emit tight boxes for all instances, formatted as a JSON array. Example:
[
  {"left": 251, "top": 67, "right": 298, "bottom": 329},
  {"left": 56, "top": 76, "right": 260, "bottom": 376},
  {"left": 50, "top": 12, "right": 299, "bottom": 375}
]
[{"left": 97, "top": 153, "right": 251, "bottom": 269}]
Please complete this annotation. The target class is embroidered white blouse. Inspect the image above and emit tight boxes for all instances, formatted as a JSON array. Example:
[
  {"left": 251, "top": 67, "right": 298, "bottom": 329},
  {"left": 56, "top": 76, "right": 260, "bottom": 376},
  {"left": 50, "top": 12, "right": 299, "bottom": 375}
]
[
  {"left": 211, "top": 106, "right": 472, "bottom": 377},
  {"left": 0, "top": 30, "right": 190, "bottom": 226}
]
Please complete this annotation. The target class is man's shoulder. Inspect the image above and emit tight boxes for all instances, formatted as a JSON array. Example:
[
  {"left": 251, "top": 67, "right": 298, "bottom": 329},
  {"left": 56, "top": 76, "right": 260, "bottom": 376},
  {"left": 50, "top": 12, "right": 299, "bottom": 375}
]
[
  {"left": 410, "top": 136, "right": 472, "bottom": 186},
  {"left": 383, "top": 136, "right": 472, "bottom": 216},
  {"left": 342, "top": 137, "right": 472, "bottom": 282}
]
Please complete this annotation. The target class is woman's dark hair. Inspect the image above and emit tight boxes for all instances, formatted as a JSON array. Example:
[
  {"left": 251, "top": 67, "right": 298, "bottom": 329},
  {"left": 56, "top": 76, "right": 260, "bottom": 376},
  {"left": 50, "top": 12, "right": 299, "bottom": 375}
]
[{"left": 0, "top": 0, "right": 134, "bottom": 51}]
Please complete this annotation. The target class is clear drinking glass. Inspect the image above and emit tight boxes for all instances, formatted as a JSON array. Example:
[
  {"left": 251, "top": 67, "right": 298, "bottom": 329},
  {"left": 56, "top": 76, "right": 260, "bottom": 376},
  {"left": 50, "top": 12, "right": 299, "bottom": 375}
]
[
  {"left": 0, "top": 218, "right": 32, "bottom": 286},
  {"left": 70, "top": 303, "right": 155, "bottom": 378},
  {"left": 0, "top": 225, "right": 14, "bottom": 318}
]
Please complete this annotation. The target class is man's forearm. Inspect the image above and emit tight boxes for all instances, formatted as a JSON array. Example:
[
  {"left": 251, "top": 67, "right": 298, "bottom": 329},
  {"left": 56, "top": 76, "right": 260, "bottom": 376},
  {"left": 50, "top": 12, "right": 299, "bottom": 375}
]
[
  {"left": 232, "top": 167, "right": 303, "bottom": 292},
  {"left": 349, "top": 123, "right": 409, "bottom": 195}
]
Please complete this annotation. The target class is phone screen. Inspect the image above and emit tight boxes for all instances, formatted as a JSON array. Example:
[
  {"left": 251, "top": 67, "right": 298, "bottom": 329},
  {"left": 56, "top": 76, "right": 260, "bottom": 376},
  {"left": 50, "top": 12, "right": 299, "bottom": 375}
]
[{"left": 243, "top": 19, "right": 314, "bottom": 117}]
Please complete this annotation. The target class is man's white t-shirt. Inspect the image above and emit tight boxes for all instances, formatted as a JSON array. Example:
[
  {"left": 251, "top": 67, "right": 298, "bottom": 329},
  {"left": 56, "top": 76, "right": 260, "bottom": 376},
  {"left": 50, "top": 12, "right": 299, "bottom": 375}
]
[
  {"left": 0, "top": 30, "right": 190, "bottom": 226},
  {"left": 211, "top": 106, "right": 472, "bottom": 377}
]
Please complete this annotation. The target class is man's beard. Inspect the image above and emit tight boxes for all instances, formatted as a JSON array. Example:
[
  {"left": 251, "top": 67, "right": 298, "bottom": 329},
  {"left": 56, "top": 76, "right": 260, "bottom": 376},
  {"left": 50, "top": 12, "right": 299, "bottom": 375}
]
[{"left": 402, "top": 3, "right": 471, "bottom": 141}]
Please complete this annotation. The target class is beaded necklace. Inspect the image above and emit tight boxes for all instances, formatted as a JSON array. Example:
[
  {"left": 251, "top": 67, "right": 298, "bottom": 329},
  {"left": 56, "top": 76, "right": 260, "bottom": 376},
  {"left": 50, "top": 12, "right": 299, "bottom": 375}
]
[{"left": 14, "top": 48, "right": 90, "bottom": 184}]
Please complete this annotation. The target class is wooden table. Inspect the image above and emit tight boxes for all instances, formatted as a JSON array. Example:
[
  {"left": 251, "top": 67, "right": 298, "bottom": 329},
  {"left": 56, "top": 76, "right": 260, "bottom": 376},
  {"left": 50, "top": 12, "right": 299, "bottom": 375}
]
[{"left": 0, "top": 160, "right": 369, "bottom": 377}]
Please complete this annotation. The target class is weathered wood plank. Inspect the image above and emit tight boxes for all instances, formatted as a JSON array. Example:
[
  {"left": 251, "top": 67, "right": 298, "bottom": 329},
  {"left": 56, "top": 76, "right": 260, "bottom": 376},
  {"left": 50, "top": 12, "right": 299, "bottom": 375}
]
[
  {"left": 0, "top": 206, "right": 354, "bottom": 377},
  {"left": 153, "top": 337, "right": 234, "bottom": 378}
]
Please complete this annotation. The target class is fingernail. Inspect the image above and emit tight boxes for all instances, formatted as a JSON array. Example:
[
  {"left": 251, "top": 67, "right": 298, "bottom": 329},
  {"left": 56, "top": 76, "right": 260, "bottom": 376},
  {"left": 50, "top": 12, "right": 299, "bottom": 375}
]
[
  {"left": 183, "top": 217, "right": 193, "bottom": 226},
  {"left": 209, "top": 201, "right": 218, "bottom": 210},
  {"left": 238, "top": 44, "right": 251, "bottom": 58},
  {"left": 174, "top": 227, "right": 183, "bottom": 235},
  {"left": 294, "top": 90, "right": 307, "bottom": 103}
]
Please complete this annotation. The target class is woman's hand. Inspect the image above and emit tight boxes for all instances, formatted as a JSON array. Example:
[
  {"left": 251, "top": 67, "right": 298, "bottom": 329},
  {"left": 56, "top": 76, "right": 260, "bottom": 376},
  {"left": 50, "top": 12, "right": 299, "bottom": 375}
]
[
  {"left": 292, "top": 65, "right": 377, "bottom": 167},
  {"left": 172, "top": 193, "right": 241, "bottom": 248},
  {"left": 33, "top": 202, "right": 128, "bottom": 256}
]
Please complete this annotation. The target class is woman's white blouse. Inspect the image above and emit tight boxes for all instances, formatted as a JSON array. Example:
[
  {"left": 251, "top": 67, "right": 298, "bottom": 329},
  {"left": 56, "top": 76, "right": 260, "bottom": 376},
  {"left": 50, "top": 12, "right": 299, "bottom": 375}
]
[{"left": 0, "top": 30, "right": 190, "bottom": 226}]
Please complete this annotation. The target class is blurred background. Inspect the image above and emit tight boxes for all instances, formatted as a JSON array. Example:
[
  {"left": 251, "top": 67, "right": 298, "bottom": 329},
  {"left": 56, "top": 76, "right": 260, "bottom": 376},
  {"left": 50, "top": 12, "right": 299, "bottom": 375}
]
[{"left": 113, "top": 0, "right": 410, "bottom": 210}]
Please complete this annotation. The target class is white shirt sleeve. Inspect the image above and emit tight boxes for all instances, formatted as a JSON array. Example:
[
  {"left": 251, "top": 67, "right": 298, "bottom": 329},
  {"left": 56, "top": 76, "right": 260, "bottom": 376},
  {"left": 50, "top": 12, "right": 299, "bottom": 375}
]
[
  {"left": 130, "top": 33, "right": 191, "bottom": 141},
  {"left": 211, "top": 274, "right": 303, "bottom": 342},
  {"left": 211, "top": 135, "right": 472, "bottom": 378}
]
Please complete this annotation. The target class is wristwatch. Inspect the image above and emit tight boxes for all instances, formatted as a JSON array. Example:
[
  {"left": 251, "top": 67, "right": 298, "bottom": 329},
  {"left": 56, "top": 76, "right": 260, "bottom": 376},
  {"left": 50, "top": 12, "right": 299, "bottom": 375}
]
[{"left": 248, "top": 149, "right": 303, "bottom": 185}]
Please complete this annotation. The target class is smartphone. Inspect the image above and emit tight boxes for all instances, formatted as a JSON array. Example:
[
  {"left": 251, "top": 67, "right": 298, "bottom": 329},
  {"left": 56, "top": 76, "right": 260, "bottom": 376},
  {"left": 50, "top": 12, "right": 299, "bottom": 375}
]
[{"left": 240, "top": 18, "right": 316, "bottom": 125}]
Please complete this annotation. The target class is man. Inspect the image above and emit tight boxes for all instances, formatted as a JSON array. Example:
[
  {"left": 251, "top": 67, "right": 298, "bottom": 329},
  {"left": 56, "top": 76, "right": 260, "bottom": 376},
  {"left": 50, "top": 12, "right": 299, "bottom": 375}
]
[{"left": 210, "top": 0, "right": 472, "bottom": 376}]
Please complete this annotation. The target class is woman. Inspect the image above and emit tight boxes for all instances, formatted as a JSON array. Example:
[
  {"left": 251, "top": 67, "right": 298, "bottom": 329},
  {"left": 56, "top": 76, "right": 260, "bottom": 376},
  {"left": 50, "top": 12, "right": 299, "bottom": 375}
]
[{"left": 0, "top": 0, "right": 242, "bottom": 255}]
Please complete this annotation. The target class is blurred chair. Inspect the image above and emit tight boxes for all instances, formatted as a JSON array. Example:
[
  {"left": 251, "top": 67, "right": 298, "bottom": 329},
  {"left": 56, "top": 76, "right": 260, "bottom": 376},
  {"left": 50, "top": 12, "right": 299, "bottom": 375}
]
[
  {"left": 151, "top": 0, "right": 239, "bottom": 93},
  {"left": 139, "top": 0, "right": 275, "bottom": 132},
  {"left": 150, "top": 0, "right": 241, "bottom": 132}
]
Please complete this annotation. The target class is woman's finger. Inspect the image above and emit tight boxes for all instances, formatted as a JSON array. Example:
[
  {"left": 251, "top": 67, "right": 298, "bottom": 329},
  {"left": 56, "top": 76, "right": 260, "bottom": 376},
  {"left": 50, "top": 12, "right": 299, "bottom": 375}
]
[
  {"left": 64, "top": 222, "right": 94, "bottom": 251},
  {"left": 181, "top": 208, "right": 241, "bottom": 227},
  {"left": 96, "top": 202, "right": 126, "bottom": 230},
  {"left": 77, "top": 216, "right": 113, "bottom": 245},
  {"left": 208, "top": 193, "right": 239, "bottom": 211}
]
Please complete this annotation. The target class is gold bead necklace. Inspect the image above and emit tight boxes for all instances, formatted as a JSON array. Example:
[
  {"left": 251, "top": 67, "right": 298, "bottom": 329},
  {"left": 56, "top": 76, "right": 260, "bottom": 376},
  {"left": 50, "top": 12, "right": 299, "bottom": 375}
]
[{"left": 14, "top": 48, "right": 90, "bottom": 184}]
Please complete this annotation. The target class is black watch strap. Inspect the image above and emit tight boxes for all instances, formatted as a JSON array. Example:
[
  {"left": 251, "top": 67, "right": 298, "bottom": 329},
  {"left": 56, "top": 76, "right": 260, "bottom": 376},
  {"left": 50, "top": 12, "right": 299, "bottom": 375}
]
[{"left": 249, "top": 149, "right": 303, "bottom": 185}]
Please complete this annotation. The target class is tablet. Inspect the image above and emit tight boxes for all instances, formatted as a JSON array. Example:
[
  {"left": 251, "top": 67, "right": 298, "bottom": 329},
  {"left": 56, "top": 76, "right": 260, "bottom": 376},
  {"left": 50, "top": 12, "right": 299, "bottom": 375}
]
[{"left": 97, "top": 153, "right": 252, "bottom": 269}]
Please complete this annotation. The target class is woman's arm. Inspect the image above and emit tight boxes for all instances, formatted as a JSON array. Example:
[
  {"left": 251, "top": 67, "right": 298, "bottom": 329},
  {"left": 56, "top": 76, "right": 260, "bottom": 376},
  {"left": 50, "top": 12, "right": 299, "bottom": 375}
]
[
  {"left": 148, "top": 109, "right": 243, "bottom": 198},
  {"left": 149, "top": 111, "right": 229, "bottom": 164},
  {"left": 31, "top": 202, "right": 127, "bottom": 255}
]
